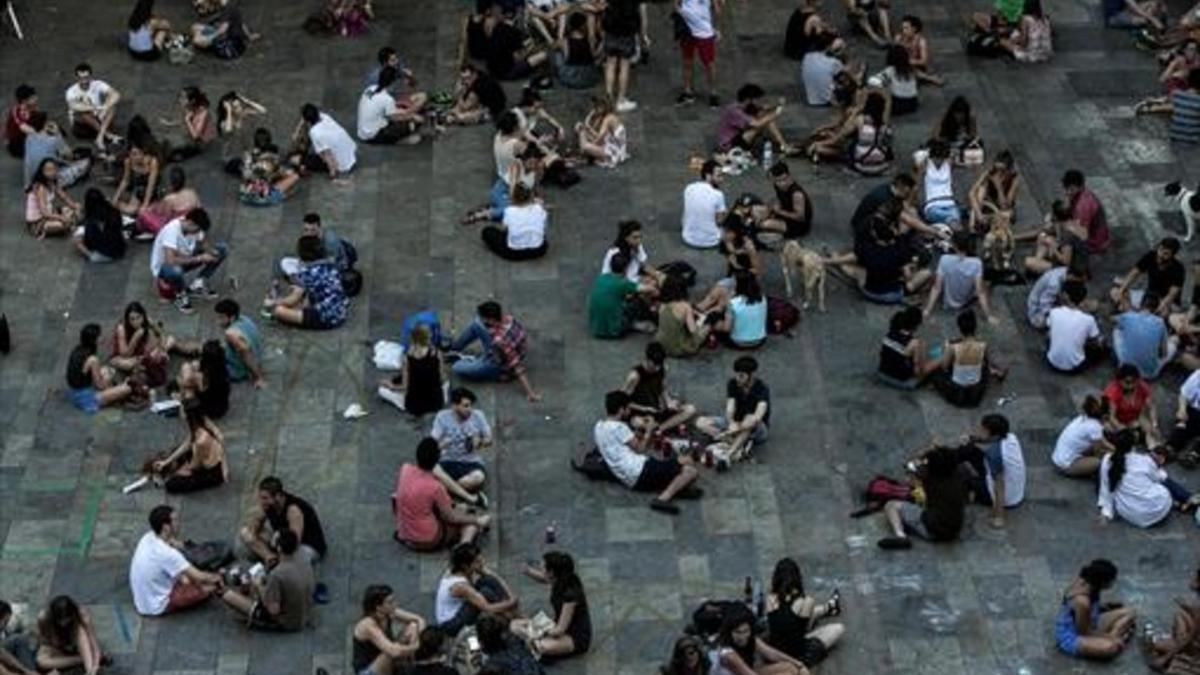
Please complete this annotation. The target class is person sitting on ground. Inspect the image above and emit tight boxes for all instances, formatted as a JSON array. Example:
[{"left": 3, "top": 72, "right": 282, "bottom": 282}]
[
  {"left": 873, "top": 45, "right": 919, "bottom": 116},
  {"left": 928, "top": 96, "right": 979, "bottom": 161},
  {"left": 1099, "top": 429, "right": 1199, "bottom": 528},
  {"left": 962, "top": 413, "right": 1026, "bottom": 528},
  {"left": 697, "top": 356, "right": 771, "bottom": 457},
  {"left": 175, "top": 340, "right": 231, "bottom": 420},
  {"left": 64, "top": 63, "right": 121, "bottom": 151},
  {"left": 662, "top": 635, "right": 712, "bottom": 675},
  {"left": 519, "top": 551, "right": 592, "bottom": 659},
  {"left": 761, "top": 161, "right": 813, "bottom": 241},
  {"left": 784, "top": 0, "right": 832, "bottom": 60},
  {"left": 357, "top": 66, "right": 423, "bottom": 145},
  {"left": 716, "top": 84, "right": 797, "bottom": 156},
  {"left": 73, "top": 188, "right": 126, "bottom": 263},
  {"left": 436, "top": 544, "right": 518, "bottom": 636},
  {"left": 916, "top": 139, "right": 960, "bottom": 227},
  {"left": 1166, "top": 368, "right": 1200, "bottom": 466},
  {"left": 476, "top": 613, "right": 546, "bottom": 674},
  {"left": 366, "top": 48, "right": 429, "bottom": 113},
  {"left": 190, "top": 3, "right": 255, "bottom": 59},
  {"left": 877, "top": 445, "right": 967, "bottom": 549},
  {"left": 1002, "top": 0, "right": 1053, "bottom": 62},
  {"left": 700, "top": 272, "right": 766, "bottom": 348},
  {"left": 298, "top": 103, "right": 357, "bottom": 179},
  {"left": 1112, "top": 237, "right": 1185, "bottom": 318},
  {"left": 1104, "top": 0, "right": 1167, "bottom": 31},
  {"left": 843, "top": 0, "right": 891, "bottom": 46},
  {"left": 137, "top": 166, "right": 202, "bottom": 237},
  {"left": 1170, "top": 68, "right": 1200, "bottom": 144},
  {"left": 25, "top": 158, "right": 80, "bottom": 239},
  {"left": 395, "top": 438, "right": 491, "bottom": 551},
  {"left": 1144, "top": 564, "right": 1200, "bottom": 672},
  {"left": 924, "top": 232, "right": 998, "bottom": 323},
  {"left": 161, "top": 87, "right": 217, "bottom": 162},
  {"left": 710, "top": 605, "right": 808, "bottom": 674},
  {"left": 1055, "top": 559, "right": 1137, "bottom": 660},
  {"left": 1114, "top": 292, "right": 1176, "bottom": 379},
  {"left": 351, "top": 585, "right": 425, "bottom": 675},
  {"left": 216, "top": 91, "right": 267, "bottom": 167},
  {"left": 555, "top": 11, "right": 602, "bottom": 89},
  {"left": 588, "top": 252, "right": 651, "bottom": 338},
  {"left": 449, "top": 301, "right": 541, "bottom": 401},
  {"left": 1052, "top": 395, "right": 1114, "bottom": 477},
  {"left": 596, "top": 391, "right": 702, "bottom": 514},
  {"left": 483, "top": 184, "right": 549, "bottom": 260},
  {"left": 764, "top": 558, "right": 844, "bottom": 670},
  {"left": 575, "top": 94, "right": 629, "bottom": 168},
  {"left": 484, "top": 3, "right": 551, "bottom": 83},
  {"left": 0, "top": 599, "right": 38, "bottom": 675},
  {"left": 305, "top": 0, "right": 375, "bottom": 37},
  {"left": 149, "top": 401, "right": 228, "bottom": 494},
  {"left": 830, "top": 210, "right": 933, "bottom": 304},
  {"left": 129, "top": 505, "right": 223, "bottom": 616},
  {"left": 215, "top": 299, "right": 264, "bottom": 387},
  {"left": 5, "top": 84, "right": 37, "bottom": 158},
  {"left": 934, "top": 309, "right": 1005, "bottom": 408},
  {"left": 111, "top": 140, "right": 162, "bottom": 218},
  {"left": 220, "top": 529, "right": 314, "bottom": 632},
  {"left": 35, "top": 596, "right": 108, "bottom": 675},
  {"left": 1046, "top": 280, "right": 1105, "bottom": 373},
  {"left": 109, "top": 301, "right": 183, "bottom": 384},
  {"left": 655, "top": 276, "right": 711, "bottom": 358},
  {"left": 801, "top": 34, "right": 856, "bottom": 107},
  {"left": 806, "top": 89, "right": 888, "bottom": 165},
  {"left": 897, "top": 15, "right": 943, "bottom": 85},
  {"left": 378, "top": 324, "right": 446, "bottom": 416},
  {"left": 1023, "top": 199, "right": 1089, "bottom": 278},
  {"left": 1062, "top": 169, "right": 1111, "bottom": 253},
  {"left": 65, "top": 324, "right": 134, "bottom": 413},
  {"left": 423, "top": 387, "right": 493, "bottom": 508},
  {"left": 22, "top": 113, "right": 90, "bottom": 190},
  {"left": 276, "top": 212, "right": 354, "bottom": 278},
  {"left": 447, "top": 65, "right": 508, "bottom": 126},
  {"left": 603, "top": 219, "right": 664, "bottom": 296},
  {"left": 1104, "top": 365, "right": 1161, "bottom": 445},
  {"left": 127, "top": 0, "right": 171, "bottom": 60},
  {"left": 150, "top": 208, "right": 226, "bottom": 314},
  {"left": 967, "top": 150, "right": 1020, "bottom": 232},
  {"left": 877, "top": 306, "right": 942, "bottom": 388},
  {"left": 681, "top": 159, "right": 727, "bottom": 248},
  {"left": 241, "top": 476, "right": 328, "bottom": 566},
  {"left": 623, "top": 342, "right": 698, "bottom": 431},
  {"left": 263, "top": 235, "right": 349, "bottom": 330}
]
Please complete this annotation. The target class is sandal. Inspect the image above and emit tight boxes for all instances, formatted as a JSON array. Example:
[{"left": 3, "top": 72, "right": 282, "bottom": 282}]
[{"left": 824, "top": 588, "right": 842, "bottom": 617}]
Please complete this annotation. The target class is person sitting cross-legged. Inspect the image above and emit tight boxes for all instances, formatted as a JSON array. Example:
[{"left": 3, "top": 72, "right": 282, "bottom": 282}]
[
  {"left": 622, "top": 342, "right": 698, "bottom": 432},
  {"left": 394, "top": 438, "right": 491, "bottom": 551},
  {"left": 350, "top": 585, "right": 426, "bottom": 675},
  {"left": 595, "top": 391, "right": 702, "bottom": 515},
  {"left": 697, "top": 356, "right": 771, "bottom": 458},
  {"left": 262, "top": 234, "right": 349, "bottom": 330},
  {"left": 877, "top": 445, "right": 967, "bottom": 550},
  {"left": 129, "top": 505, "right": 223, "bottom": 617},
  {"left": 219, "top": 529, "right": 314, "bottom": 632},
  {"left": 1046, "top": 280, "right": 1106, "bottom": 373},
  {"left": 35, "top": 596, "right": 110, "bottom": 675},
  {"left": 429, "top": 387, "right": 493, "bottom": 509}
]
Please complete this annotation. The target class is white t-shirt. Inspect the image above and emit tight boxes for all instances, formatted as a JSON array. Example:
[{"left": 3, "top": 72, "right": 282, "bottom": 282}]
[
  {"left": 1045, "top": 306, "right": 1100, "bottom": 371},
  {"left": 1051, "top": 415, "right": 1105, "bottom": 470},
  {"left": 1182, "top": 370, "right": 1200, "bottom": 410},
  {"left": 308, "top": 113, "right": 357, "bottom": 173},
  {"left": 594, "top": 419, "right": 645, "bottom": 487},
  {"left": 356, "top": 87, "right": 397, "bottom": 140},
  {"left": 1097, "top": 452, "right": 1173, "bottom": 528},
  {"left": 601, "top": 245, "right": 647, "bottom": 281},
  {"left": 150, "top": 218, "right": 197, "bottom": 277},
  {"left": 502, "top": 203, "right": 547, "bottom": 250},
  {"left": 129, "top": 531, "right": 191, "bottom": 616},
  {"left": 678, "top": 0, "right": 715, "bottom": 38},
  {"left": 681, "top": 181, "right": 726, "bottom": 248},
  {"left": 985, "top": 433, "right": 1026, "bottom": 507},
  {"left": 64, "top": 80, "right": 114, "bottom": 121}
]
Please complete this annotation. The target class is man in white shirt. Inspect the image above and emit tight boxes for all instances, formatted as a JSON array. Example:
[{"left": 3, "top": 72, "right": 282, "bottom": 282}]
[
  {"left": 151, "top": 208, "right": 227, "bottom": 315},
  {"left": 300, "top": 103, "right": 357, "bottom": 179},
  {"left": 681, "top": 160, "right": 727, "bottom": 248},
  {"left": 924, "top": 231, "right": 997, "bottom": 323},
  {"left": 676, "top": 0, "right": 721, "bottom": 106},
  {"left": 973, "top": 414, "right": 1024, "bottom": 529},
  {"left": 130, "top": 505, "right": 223, "bottom": 617},
  {"left": 63, "top": 63, "right": 121, "bottom": 150},
  {"left": 1165, "top": 369, "right": 1200, "bottom": 464},
  {"left": 595, "top": 391, "right": 701, "bottom": 514},
  {"left": 1045, "top": 280, "right": 1104, "bottom": 373},
  {"left": 356, "top": 66, "right": 422, "bottom": 145}
]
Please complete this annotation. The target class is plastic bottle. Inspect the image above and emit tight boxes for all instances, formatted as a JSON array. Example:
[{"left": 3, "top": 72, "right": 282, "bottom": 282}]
[
  {"left": 743, "top": 576, "right": 754, "bottom": 610},
  {"left": 544, "top": 522, "right": 557, "bottom": 545},
  {"left": 762, "top": 141, "right": 774, "bottom": 171}
]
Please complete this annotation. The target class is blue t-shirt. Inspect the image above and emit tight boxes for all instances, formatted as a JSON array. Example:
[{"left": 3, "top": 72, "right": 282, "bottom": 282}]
[
  {"left": 730, "top": 296, "right": 767, "bottom": 345},
  {"left": 1114, "top": 311, "right": 1166, "bottom": 378}
]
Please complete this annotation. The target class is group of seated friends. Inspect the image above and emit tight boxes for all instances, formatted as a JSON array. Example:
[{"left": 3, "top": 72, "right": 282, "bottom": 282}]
[{"left": 8, "top": 0, "right": 1200, "bottom": 672}]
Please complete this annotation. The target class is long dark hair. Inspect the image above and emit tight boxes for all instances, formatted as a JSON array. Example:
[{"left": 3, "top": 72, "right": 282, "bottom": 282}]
[
  {"left": 716, "top": 606, "right": 758, "bottom": 665},
  {"left": 543, "top": 551, "right": 584, "bottom": 603},
  {"left": 1106, "top": 429, "right": 1137, "bottom": 494},
  {"left": 361, "top": 584, "right": 392, "bottom": 617},
  {"left": 128, "top": 0, "right": 154, "bottom": 30},
  {"left": 1079, "top": 559, "right": 1118, "bottom": 597},
  {"left": 27, "top": 157, "right": 56, "bottom": 192},
  {"left": 199, "top": 340, "right": 230, "bottom": 398},
  {"left": 771, "top": 557, "right": 805, "bottom": 601},
  {"left": 886, "top": 44, "right": 914, "bottom": 78},
  {"left": 1024, "top": 0, "right": 1045, "bottom": 19},
  {"left": 613, "top": 219, "right": 642, "bottom": 256},
  {"left": 217, "top": 92, "right": 240, "bottom": 134},
  {"left": 183, "top": 86, "right": 210, "bottom": 111},
  {"left": 734, "top": 272, "right": 763, "bottom": 304},
  {"left": 664, "top": 635, "right": 711, "bottom": 675},
  {"left": 44, "top": 596, "right": 83, "bottom": 650},
  {"left": 939, "top": 97, "right": 974, "bottom": 140},
  {"left": 184, "top": 399, "right": 217, "bottom": 444},
  {"left": 863, "top": 92, "right": 887, "bottom": 127},
  {"left": 121, "top": 301, "right": 150, "bottom": 341},
  {"left": 83, "top": 187, "right": 120, "bottom": 226}
]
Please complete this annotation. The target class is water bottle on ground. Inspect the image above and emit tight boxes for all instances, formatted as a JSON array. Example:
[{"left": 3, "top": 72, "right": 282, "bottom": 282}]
[{"left": 762, "top": 141, "right": 774, "bottom": 171}]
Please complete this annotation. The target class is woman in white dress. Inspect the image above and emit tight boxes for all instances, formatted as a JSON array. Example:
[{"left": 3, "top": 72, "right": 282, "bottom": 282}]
[{"left": 1098, "top": 430, "right": 1197, "bottom": 528}]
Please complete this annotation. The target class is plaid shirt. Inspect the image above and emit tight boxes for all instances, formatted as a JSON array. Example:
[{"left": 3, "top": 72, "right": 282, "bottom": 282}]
[{"left": 488, "top": 314, "right": 528, "bottom": 376}]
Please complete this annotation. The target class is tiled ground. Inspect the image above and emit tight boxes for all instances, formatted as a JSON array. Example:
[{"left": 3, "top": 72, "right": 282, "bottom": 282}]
[{"left": 2, "top": 0, "right": 1200, "bottom": 673}]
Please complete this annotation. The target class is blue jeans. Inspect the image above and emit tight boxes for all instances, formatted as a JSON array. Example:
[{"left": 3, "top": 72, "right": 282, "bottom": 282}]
[
  {"left": 1165, "top": 476, "right": 1193, "bottom": 504},
  {"left": 488, "top": 178, "right": 510, "bottom": 220},
  {"left": 923, "top": 201, "right": 961, "bottom": 225},
  {"left": 450, "top": 319, "right": 503, "bottom": 381},
  {"left": 158, "top": 242, "right": 228, "bottom": 292}
]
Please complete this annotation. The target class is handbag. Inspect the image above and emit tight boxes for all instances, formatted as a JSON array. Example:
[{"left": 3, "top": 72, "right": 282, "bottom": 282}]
[
  {"left": 0, "top": 314, "right": 10, "bottom": 354},
  {"left": 959, "top": 140, "right": 985, "bottom": 166}
]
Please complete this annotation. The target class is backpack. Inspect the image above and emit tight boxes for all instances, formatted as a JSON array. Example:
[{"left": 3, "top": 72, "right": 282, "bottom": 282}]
[
  {"left": 766, "top": 296, "right": 800, "bottom": 334},
  {"left": 965, "top": 30, "right": 1005, "bottom": 58},
  {"left": 182, "top": 540, "right": 234, "bottom": 571},
  {"left": 658, "top": 260, "right": 697, "bottom": 288},
  {"left": 849, "top": 475, "right": 913, "bottom": 517},
  {"left": 571, "top": 447, "right": 619, "bottom": 482},
  {"left": 338, "top": 239, "right": 362, "bottom": 297},
  {"left": 400, "top": 309, "right": 444, "bottom": 350}
]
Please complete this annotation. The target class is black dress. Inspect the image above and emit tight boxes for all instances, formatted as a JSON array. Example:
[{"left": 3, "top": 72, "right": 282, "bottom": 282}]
[
  {"left": 766, "top": 594, "right": 828, "bottom": 666},
  {"left": 551, "top": 581, "right": 592, "bottom": 655},
  {"left": 404, "top": 348, "right": 444, "bottom": 416}
]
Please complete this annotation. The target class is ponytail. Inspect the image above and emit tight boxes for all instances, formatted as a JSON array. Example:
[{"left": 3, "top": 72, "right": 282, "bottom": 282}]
[{"left": 1106, "top": 429, "right": 1136, "bottom": 493}]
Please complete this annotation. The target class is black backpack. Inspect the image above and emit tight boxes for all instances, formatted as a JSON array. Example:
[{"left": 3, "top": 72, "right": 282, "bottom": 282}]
[
  {"left": 339, "top": 239, "right": 363, "bottom": 297},
  {"left": 658, "top": 260, "right": 698, "bottom": 288}
]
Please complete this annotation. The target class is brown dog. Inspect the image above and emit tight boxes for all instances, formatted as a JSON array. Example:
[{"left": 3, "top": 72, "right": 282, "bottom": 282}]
[{"left": 780, "top": 240, "right": 827, "bottom": 312}]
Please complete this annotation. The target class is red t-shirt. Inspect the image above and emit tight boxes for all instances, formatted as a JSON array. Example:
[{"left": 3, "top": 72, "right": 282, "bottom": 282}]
[
  {"left": 394, "top": 464, "right": 452, "bottom": 544},
  {"left": 5, "top": 104, "right": 31, "bottom": 145},
  {"left": 1103, "top": 379, "right": 1150, "bottom": 425},
  {"left": 1072, "top": 188, "right": 1110, "bottom": 253}
]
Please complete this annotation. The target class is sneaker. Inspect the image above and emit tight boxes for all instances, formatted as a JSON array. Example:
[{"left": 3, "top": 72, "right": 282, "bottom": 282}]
[
  {"left": 173, "top": 295, "right": 195, "bottom": 315},
  {"left": 189, "top": 282, "right": 218, "bottom": 300},
  {"left": 616, "top": 98, "right": 638, "bottom": 113},
  {"left": 132, "top": 230, "right": 156, "bottom": 242},
  {"left": 877, "top": 536, "right": 912, "bottom": 550},
  {"left": 675, "top": 91, "right": 697, "bottom": 106},
  {"left": 649, "top": 498, "right": 680, "bottom": 514},
  {"left": 708, "top": 95, "right": 720, "bottom": 108}
]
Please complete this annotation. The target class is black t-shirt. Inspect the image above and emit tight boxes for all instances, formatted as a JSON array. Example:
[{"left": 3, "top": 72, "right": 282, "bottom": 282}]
[
  {"left": 859, "top": 238, "right": 907, "bottom": 295},
  {"left": 727, "top": 378, "right": 771, "bottom": 426},
  {"left": 1135, "top": 251, "right": 1185, "bottom": 300},
  {"left": 851, "top": 184, "right": 892, "bottom": 243},
  {"left": 486, "top": 22, "right": 524, "bottom": 77},
  {"left": 920, "top": 469, "right": 967, "bottom": 541},
  {"left": 471, "top": 74, "right": 508, "bottom": 120},
  {"left": 773, "top": 181, "right": 812, "bottom": 239},
  {"left": 66, "top": 346, "right": 92, "bottom": 389},
  {"left": 551, "top": 581, "right": 592, "bottom": 651},
  {"left": 602, "top": 0, "right": 643, "bottom": 36},
  {"left": 83, "top": 210, "right": 127, "bottom": 260},
  {"left": 266, "top": 493, "right": 328, "bottom": 558}
]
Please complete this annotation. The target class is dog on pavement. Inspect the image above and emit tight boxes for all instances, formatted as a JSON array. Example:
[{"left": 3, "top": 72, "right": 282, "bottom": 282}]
[{"left": 780, "top": 240, "right": 827, "bottom": 312}]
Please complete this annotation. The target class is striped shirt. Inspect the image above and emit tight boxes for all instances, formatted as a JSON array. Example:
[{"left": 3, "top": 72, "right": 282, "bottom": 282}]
[{"left": 1171, "top": 89, "right": 1200, "bottom": 144}]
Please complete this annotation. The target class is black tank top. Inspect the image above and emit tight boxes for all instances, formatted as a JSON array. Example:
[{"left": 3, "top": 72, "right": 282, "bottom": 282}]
[
  {"left": 773, "top": 181, "right": 812, "bottom": 238},
  {"left": 566, "top": 34, "right": 593, "bottom": 65},
  {"left": 630, "top": 365, "right": 664, "bottom": 408},
  {"left": 352, "top": 617, "right": 390, "bottom": 671},
  {"left": 267, "top": 493, "right": 328, "bottom": 558},
  {"left": 66, "top": 346, "right": 92, "bottom": 389},
  {"left": 878, "top": 329, "right": 916, "bottom": 381},
  {"left": 766, "top": 593, "right": 808, "bottom": 659}
]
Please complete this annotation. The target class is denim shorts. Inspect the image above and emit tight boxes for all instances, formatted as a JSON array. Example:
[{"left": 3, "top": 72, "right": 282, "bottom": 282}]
[{"left": 68, "top": 386, "right": 100, "bottom": 414}]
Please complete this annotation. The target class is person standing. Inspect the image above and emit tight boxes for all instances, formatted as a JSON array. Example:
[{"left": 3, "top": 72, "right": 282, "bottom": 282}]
[
  {"left": 681, "top": 160, "right": 727, "bottom": 248},
  {"left": 676, "top": 0, "right": 721, "bottom": 106},
  {"left": 602, "top": 0, "right": 648, "bottom": 112}
]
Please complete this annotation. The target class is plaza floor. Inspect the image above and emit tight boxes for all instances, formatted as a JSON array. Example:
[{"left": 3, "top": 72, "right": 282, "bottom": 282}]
[{"left": 2, "top": 0, "right": 1200, "bottom": 673}]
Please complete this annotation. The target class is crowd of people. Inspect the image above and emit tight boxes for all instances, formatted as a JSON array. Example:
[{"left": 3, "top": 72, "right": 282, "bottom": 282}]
[{"left": 5, "top": 0, "right": 1200, "bottom": 672}]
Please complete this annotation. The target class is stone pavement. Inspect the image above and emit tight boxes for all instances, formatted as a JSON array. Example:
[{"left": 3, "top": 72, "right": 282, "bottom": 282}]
[{"left": 2, "top": 0, "right": 1200, "bottom": 673}]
